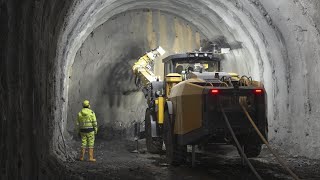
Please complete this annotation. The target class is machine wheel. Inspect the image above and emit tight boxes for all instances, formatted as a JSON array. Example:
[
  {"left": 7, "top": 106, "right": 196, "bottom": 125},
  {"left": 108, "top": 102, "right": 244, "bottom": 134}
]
[
  {"left": 243, "top": 144, "right": 262, "bottom": 158},
  {"left": 145, "top": 108, "right": 162, "bottom": 153},
  {"left": 163, "top": 110, "right": 187, "bottom": 165}
]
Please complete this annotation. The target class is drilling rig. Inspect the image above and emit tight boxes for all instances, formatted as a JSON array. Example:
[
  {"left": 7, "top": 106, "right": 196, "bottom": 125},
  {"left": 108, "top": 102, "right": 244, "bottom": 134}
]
[{"left": 132, "top": 47, "right": 268, "bottom": 165}]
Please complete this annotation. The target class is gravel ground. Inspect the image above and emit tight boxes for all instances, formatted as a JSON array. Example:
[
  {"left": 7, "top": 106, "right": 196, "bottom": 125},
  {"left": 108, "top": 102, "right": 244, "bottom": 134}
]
[{"left": 64, "top": 139, "right": 320, "bottom": 180}]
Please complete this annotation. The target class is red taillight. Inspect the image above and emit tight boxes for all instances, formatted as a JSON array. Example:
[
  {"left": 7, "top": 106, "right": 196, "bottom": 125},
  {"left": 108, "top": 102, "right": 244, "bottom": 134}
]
[
  {"left": 211, "top": 89, "right": 219, "bottom": 95},
  {"left": 254, "top": 89, "right": 263, "bottom": 94}
]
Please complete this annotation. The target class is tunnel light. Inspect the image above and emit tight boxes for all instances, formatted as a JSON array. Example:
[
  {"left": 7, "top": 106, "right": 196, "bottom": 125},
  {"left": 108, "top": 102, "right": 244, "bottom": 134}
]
[
  {"left": 221, "top": 48, "right": 230, "bottom": 54},
  {"left": 211, "top": 89, "right": 219, "bottom": 95},
  {"left": 157, "top": 46, "right": 166, "bottom": 56}
]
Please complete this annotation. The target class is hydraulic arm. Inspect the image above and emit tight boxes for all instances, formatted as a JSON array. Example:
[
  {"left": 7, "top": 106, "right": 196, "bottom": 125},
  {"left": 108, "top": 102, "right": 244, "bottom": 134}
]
[
  {"left": 132, "top": 47, "right": 167, "bottom": 147},
  {"left": 132, "top": 46, "right": 165, "bottom": 89},
  {"left": 132, "top": 47, "right": 166, "bottom": 111}
]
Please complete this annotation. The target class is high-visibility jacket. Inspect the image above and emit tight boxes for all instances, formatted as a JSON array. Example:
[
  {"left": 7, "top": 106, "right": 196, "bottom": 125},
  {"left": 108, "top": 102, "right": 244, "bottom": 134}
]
[{"left": 77, "top": 108, "right": 97, "bottom": 133}]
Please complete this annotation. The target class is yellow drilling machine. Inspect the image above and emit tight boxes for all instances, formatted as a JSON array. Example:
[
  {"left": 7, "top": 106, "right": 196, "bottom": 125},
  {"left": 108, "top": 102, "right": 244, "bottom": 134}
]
[{"left": 132, "top": 47, "right": 268, "bottom": 165}]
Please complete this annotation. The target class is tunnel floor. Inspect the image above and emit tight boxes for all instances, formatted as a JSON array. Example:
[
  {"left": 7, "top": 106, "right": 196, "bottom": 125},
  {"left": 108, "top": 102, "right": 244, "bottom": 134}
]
[{"left": 64, "top": 139, "right": 320, "bottom": 180}]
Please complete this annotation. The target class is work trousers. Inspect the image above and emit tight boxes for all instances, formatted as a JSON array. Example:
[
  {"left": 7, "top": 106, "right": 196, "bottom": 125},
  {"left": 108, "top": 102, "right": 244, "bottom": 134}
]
[{"left": 80, "top": 131, "right": 95, "bottom": 148}]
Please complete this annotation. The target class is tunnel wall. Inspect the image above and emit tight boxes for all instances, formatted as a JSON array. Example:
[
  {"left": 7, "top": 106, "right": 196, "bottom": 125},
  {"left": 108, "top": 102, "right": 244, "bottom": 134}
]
[
  {"left": 0, "top": 0, "right": 76, "bottom": 179},
  {"left": 1, "top": 0, "right": 320, "bottom": 179},
  {"left": 259, "top": 0, "right": 320, "bottom": 157},
  {"left": 67, "top": 9, "right": 206, "bottom": 139}
]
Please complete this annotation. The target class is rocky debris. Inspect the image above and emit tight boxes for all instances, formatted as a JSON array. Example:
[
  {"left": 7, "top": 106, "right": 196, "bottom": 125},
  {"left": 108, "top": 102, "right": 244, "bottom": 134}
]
[{"left": 64, "top": 140, "right": 320, "bottom": 179}]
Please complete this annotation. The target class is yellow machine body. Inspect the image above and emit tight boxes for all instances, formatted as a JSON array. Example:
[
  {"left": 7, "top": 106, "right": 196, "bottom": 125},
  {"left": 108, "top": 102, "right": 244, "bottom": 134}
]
[
  {"left": 165, "top": 73, "right": 182, "bottom": 96},
  {"left": 168, "top": 79, "right": 206, "bottom": 135},
  {"left": 155, "top": 97, "right": 165, "bottom": 124},
  {"left": 132, "top": 49, "right": 268, "bottom": 161}
]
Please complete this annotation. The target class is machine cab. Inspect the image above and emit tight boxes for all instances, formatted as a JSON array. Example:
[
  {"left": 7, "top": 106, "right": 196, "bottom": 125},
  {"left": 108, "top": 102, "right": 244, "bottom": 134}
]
[
  {"left": 163, "top": 52, "right": 221, "bottom": 80},
  {"left": 162, "top": 52, "right": 222, "bottom": 96}
]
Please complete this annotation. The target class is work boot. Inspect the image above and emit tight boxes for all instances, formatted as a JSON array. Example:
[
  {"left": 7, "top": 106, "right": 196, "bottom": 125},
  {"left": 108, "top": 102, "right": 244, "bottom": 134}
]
[
  {"left": 79, "top": 147, "right": 86, "bottom": 161},
  {"left": 89, "top": 148, "right": 96, "bottom": 162}
]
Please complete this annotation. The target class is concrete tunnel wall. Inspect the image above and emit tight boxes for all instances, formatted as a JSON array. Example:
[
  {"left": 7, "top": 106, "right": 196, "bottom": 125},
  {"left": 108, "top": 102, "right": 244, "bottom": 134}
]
[
  {"left": 67, "top": 9, "right": 207, "bottom": 139},
  {"left": 0, "top": 0, "right": 320, "bottom": 179}
]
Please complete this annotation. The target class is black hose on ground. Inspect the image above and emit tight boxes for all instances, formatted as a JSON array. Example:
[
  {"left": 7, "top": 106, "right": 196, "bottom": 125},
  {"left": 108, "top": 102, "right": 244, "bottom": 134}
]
[{"left": 220, "top": 104, "right": 263, "bottom": 180}]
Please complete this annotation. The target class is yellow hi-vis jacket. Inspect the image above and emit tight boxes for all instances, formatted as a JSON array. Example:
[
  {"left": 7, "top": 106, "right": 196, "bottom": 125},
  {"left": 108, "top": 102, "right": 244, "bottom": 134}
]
[{"left": 77, "top": 108, "right": 97, "bottom": 134}]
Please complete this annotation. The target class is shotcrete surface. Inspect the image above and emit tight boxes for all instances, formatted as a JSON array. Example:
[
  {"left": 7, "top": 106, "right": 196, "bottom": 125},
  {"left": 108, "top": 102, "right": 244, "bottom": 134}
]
[
  {"left": 67, "top": 9, "right": 206, "bottom": 139},
  {"left": 1, "top": 0, "right": 320, "bottom": 179}
]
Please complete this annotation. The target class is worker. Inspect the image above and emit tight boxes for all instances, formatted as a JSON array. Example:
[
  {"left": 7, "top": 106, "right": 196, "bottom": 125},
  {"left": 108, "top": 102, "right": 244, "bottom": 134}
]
[
  {"left": 77, "top": 100, "right": 98, "bottom": 162},
  {"left": 175, "top": 65, "right": 184, "bottom": 74}
]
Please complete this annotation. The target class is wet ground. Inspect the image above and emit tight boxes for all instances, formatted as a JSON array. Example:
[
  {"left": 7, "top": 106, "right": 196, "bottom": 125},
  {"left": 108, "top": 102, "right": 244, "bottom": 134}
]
[{"left": 65, "top": 139, "right": 320, "bottom": 180}]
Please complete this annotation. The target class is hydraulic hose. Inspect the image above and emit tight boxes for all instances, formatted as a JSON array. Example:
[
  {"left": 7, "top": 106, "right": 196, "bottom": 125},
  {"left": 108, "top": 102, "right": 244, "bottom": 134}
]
[
  {"left": 240, "top": 103, "right": 300, "bottom": 180},
  {"left": 219, "top": 82, "right": 229, "bottom": 87},
  {"left": 220, "top": 104, "right": 263, "bottom": 180}
]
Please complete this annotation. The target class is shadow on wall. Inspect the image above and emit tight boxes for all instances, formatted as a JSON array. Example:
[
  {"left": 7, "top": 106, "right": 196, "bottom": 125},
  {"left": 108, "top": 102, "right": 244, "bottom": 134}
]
[
  {"left": 69, "top": 44, "right": 148, "bottom": 141},
  {"left": 100, "top": 47, "right": 142, "bottom": 108},
  {"left": 94, "top": 45, "right": 147, "bottom": 140}
]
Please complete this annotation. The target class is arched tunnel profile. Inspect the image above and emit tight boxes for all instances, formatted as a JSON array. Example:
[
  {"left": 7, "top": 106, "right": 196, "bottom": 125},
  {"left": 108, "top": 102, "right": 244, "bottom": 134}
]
[{"left": 1, "top": 0, "right": 320, "bottom": 179}]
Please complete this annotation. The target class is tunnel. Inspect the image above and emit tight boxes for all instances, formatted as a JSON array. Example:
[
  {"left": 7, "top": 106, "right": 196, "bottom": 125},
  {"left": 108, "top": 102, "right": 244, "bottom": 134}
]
[{"left": 1, "top": 0, "right": 320, "bottom": 179}]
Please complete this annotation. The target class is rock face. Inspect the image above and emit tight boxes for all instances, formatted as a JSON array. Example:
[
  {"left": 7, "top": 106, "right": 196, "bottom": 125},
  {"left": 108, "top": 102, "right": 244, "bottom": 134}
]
[
  {"left": 0, "top": 0, "right": 320, "bottom": 179},
  {"left": 67, "top": 9, "right": 205, "bottom": 140}
]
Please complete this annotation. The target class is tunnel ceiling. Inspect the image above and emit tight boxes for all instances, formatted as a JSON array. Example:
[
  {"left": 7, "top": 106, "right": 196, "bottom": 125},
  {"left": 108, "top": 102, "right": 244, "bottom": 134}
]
[
  {"left": 55, "top": 0, "right": 320, "bottom": 160},
  {"left": 2, "top": 0, "right": 320, "bottom": 178}
]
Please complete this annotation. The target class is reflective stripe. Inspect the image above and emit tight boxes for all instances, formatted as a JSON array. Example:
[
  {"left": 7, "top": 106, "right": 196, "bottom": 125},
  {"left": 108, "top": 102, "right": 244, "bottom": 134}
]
[
  {"left": 79, "top": 122, "right": 94, "bottom": 128},
  {"left": 80, "top": 126, "right": 94, "bottom": 128},
  {"left": 81, "top": 122, "right": 92, "bottom": 124},
  {"left": 79, "top": 118, "right": 94, "bottom": 128}
]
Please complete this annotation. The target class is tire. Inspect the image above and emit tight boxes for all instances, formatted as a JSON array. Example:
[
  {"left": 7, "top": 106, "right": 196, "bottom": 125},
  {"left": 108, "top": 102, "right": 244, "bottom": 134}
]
[
  {"left": 163, "top": 110, "right": 187, "bottom": 165},
  {"left": 243, "top": 144, "right": 262, "bottom": 158},
  {"left": 145, "top": 108, "right": 162, "bottom": 153}
]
